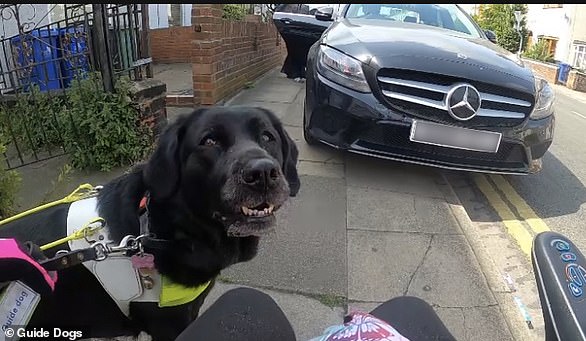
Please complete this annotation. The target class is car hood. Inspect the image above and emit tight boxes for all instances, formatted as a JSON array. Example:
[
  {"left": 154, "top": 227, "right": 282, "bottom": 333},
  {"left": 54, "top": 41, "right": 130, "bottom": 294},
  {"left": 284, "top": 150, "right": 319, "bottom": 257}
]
[{"left": 322, "top": 19, "right": 535, "bottom": 92}]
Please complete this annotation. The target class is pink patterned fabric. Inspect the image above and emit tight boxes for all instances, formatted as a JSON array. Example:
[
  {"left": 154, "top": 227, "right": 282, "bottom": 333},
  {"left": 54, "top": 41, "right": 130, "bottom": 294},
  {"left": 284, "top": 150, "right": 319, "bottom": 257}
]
[
  {"left": 0, "top": 238, "right": 57, "bottom": 291},
  {"left": 311, "top": 311, "right": 410, "bottom": 341}
]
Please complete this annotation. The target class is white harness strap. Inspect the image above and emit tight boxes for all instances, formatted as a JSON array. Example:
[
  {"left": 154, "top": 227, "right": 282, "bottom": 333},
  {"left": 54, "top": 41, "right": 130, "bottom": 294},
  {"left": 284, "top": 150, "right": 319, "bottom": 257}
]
[{"left": 66, "top": 197, "right": 160, "bottom": 317}]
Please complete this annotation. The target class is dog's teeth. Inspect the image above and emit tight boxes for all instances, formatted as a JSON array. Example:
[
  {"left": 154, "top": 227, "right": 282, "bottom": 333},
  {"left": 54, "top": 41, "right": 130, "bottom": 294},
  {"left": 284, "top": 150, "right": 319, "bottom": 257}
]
[
  {"left": 242, "top": 206, "right": 250, "bottom": 215},
  {"left": 263, "top": 208, "right": 269, "bottom": 214},
  {"left": 268, "top": 205, "right": 274, "bottom": 214}
]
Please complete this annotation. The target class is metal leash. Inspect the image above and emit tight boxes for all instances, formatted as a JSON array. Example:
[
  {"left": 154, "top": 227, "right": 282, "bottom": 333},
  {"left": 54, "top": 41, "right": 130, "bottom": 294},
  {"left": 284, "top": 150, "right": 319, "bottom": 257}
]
[{"left": 39, "top": 233, "right": 154, "bottom": 271}]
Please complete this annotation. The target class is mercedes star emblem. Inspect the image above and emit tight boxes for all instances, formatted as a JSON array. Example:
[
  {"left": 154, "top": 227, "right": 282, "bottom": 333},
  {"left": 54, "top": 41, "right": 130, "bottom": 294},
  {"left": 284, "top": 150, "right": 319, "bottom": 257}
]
[{"left": 446, "top": 84, "right": 481, "bottom": 121}]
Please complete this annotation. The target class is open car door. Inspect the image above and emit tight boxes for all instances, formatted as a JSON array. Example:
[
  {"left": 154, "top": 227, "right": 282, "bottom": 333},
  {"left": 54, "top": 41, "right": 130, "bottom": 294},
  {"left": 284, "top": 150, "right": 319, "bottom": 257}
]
[{"left": 273, "top": 4, "right": 343, "bottom": 79}]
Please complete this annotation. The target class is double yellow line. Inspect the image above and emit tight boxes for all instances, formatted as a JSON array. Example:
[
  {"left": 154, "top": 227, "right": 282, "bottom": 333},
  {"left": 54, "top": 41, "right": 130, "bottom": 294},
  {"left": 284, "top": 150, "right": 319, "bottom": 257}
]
[{"left": 473, "top": 174, "right": 550, "bottom": 258}]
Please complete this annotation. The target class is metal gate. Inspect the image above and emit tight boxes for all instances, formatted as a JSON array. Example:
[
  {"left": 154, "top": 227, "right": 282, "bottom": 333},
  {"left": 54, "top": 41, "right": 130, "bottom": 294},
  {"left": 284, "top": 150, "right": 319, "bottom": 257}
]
[{"left": 0, "top": 4, "right": 152, "bottom": 170}]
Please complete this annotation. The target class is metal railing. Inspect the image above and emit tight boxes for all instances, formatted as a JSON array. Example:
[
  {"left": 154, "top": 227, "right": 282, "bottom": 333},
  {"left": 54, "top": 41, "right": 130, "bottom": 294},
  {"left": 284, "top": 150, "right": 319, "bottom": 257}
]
[{"left": 0, "top": 4, "right": 152, "bottom": 170}]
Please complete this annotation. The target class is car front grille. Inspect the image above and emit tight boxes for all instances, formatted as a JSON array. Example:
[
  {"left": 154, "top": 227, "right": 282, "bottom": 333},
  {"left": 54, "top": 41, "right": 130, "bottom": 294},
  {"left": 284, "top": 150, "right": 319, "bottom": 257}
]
[
  {"left": 356, "top": 123, "right": 528, "bottom": 169},
  {"left": 376, "top": 69, "right": 535, "bottom": 128}
]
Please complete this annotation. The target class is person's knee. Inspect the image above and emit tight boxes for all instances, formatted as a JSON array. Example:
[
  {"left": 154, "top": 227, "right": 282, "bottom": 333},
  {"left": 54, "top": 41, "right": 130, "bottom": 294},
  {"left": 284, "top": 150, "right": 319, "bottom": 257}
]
[
  {"left": 219, "top": 287, "right": 275, "bottom": 306},
  {"left": 387, "top": 296, "right": 433, "bottom": 308},
  {"left": 370, "top": 295, "right": 436, "bottom": 319}
]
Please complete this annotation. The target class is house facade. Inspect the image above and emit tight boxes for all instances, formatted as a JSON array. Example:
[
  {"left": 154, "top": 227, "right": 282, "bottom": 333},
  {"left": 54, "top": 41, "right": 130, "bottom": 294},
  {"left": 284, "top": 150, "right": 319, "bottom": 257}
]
[
  {"left": 460, "top": 4, "right": 586, "bottom": 69},
  {"left": 525, "top": 4, "right": 586, "bottom": 69}
]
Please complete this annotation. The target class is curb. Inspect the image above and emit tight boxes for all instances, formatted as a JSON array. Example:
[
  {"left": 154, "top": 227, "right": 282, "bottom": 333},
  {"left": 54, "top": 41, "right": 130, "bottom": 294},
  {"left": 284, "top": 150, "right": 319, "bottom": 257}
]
[{"left": 439, "top": 172, "right": 536, "bottom": 341}]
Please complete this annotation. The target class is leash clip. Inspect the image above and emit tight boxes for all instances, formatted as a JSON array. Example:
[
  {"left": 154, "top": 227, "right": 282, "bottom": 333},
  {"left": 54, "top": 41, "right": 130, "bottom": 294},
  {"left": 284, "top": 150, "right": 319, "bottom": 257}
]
[{"left": 93, "top": 242, "right": 108, "bottom": 261}]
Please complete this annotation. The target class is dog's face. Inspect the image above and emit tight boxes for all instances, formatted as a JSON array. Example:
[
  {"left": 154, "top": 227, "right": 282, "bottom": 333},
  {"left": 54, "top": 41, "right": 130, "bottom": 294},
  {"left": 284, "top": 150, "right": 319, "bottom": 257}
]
[{"left": 143, "top": 106, "right": 300, "bottom": 237}]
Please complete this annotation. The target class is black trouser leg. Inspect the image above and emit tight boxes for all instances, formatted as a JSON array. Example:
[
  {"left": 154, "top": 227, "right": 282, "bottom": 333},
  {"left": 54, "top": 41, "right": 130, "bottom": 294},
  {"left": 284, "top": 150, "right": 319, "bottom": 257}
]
[
  {"left": 175, "top": 287, "right": 296, "bottom": 341},
  {"left": 369, "top": 296, "right": 457, "bottom": 341}
]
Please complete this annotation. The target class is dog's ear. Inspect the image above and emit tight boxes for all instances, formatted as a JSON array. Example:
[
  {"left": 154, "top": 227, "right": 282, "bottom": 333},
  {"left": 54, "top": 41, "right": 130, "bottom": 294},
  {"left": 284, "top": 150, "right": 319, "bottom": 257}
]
[
  {"left": 258, "top": 107, "right": 300, "bottom": 197},
  {"left": 143, "top": 113, "right": 192, "bottom": 199}
]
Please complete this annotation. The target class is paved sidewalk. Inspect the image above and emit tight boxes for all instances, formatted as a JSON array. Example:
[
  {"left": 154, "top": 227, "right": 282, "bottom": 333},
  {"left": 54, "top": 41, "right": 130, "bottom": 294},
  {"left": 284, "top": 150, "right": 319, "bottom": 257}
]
[
  {"left": 12, "top": 69, "right": 533, "bottom": 340},
  {"left": 194, "top": 69, "right": 523, "bottom": 340}
]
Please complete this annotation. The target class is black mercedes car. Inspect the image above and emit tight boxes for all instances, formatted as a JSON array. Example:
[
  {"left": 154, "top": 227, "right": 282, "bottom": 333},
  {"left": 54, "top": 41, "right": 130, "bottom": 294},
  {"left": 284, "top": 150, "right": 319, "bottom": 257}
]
[{"left": 301, "top": 4, "right": 555, "bottom": 174}]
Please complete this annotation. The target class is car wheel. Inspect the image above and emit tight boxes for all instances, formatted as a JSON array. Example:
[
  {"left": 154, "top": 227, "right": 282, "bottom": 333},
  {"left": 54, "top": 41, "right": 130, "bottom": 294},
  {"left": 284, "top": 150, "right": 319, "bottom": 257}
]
[{"left": 303, "top": 104, "right": 318, "bottom": 146}]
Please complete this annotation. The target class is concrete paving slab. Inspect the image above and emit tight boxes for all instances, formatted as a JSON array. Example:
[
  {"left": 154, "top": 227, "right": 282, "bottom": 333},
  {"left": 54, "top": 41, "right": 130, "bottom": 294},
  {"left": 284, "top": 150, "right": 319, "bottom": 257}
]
[
  {"left": 230, "top": 100, "right": 290, "bottom": 118},
  {"left": 348, "top": 230, "right": 431, "bottom": 302},
  {"left": 230, "top": 81, "right": 302, "bottom": 105},
  {"left": 347, "top": 187, "right": 458, "bottom": 234},
  {"left": 494, "top": 291, "right": 545, "bottom": 341},
  {"left": 281, "top": 107, "right": 304, "bottom": 127},
  {"left": 297, "top": 142, "right": 345, "bottom": 165},
  {"left": 152, "top": 63, "right": 192, "bottom": 95},
  {"left": 297, "top": 161, "right": 345, "bottom": 179},
  {"left": 347, "top": 301, "right": 380, "bottom": 314},
  {"left": 434, "top": 307, "right": 467, "bottom": 341},
  {"left": 201, "top": 282, "right": 345, "bottom": 341},
  {"left": 223, "top": 175, "right": 347, "bottom": 296},
  {"left": 406, "top": 233, "right": 497, "bottom": 307},
  {"left": 463, "top": 305, "right": 514, "bottom": 341},
  {"left": 345, "top": 153, "right": 444, "bottom": 198}
]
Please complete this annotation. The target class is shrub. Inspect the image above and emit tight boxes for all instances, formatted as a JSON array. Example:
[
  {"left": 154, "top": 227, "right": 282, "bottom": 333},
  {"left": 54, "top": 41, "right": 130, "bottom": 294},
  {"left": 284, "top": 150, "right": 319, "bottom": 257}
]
[
  {"left": 0, "top": 85, "right": 66, "bottom": 152},
  {"left": 0, "top": 72, "right": 153, "bottom": 173},
  {"left": 523, "top": 40, "right": 555, "bottom": 63},
  {"left": 0, "top": 137, "right": 21, "bottom": 219},
  {"left": 61, "top": 73, "right": 153, "bottom": 171},
  {"left": 223, "top": 4, "right": 247, "bottom": 21}
]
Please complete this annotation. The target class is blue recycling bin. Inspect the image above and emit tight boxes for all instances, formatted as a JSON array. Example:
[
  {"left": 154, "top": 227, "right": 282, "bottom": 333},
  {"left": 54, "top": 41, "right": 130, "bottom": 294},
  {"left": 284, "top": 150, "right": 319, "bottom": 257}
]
[
  {"left": 558, "top": 62, "right": 571, "bottom": 84},
  {"left": 10, "top": 28, "right": 62, "bottom": 91},
  {"left": 58, "top": 26, "right": 90, "bottom": 87}
]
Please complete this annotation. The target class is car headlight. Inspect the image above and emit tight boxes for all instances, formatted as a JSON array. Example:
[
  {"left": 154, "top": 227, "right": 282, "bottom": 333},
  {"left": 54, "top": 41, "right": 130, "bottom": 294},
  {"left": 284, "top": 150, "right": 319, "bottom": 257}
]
[
  {"left": 530, "top": 77, "right": 554, "bottom": 120},
  {"left": 317, "top": 45, "right": 371, "bottom": 93}
]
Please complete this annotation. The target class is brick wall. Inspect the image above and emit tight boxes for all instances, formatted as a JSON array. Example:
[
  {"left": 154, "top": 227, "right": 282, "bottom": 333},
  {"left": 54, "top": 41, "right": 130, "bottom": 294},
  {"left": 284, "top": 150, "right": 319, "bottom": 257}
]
[
  {"left": 150, "top": 26, "right": 195, "bottom": 63},
  {"left": 192, "top": 4, "right": 286, "bottom": 105},
  {"left": 521, "top": 58, "right": 559, "bottom": 85},
  {"left": 129, "top": 79, "right": 168, "bottom": 138},
  {"left": 567, "top": 70, "right": 586, "bottom": 93}
]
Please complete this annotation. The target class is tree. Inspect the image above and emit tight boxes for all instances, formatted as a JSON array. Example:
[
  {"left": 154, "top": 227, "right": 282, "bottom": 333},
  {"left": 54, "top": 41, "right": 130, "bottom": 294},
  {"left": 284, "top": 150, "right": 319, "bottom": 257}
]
[{"left": 473, "top": 4, "right": 529, "bottom": 53}]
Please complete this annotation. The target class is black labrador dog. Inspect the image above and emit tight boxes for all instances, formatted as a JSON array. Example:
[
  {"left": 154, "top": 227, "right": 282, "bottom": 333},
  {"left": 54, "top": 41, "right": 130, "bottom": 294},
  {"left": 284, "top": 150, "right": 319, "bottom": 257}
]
[{"left": 0, "top": 106, "right": 300, "bottom": 340}]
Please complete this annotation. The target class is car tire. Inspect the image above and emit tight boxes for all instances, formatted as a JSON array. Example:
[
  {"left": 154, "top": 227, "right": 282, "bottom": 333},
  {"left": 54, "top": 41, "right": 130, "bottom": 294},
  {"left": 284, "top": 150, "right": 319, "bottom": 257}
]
[{"left": 303, "top": 104, "right": 318, "bottom": 146}]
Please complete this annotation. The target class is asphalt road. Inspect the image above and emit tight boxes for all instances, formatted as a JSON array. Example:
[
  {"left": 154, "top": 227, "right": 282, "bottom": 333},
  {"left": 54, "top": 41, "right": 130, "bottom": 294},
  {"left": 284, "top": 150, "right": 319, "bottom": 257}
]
[
  {"left": 449, "top": 88, "right": 586, "bottom": 253},
  {"left": 445, "top": 86, "right": 586, "bottom": 339}
]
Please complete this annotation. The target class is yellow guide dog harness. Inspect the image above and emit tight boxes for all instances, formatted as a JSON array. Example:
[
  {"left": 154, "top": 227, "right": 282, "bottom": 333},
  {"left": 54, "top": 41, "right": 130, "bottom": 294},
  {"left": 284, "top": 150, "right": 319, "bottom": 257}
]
[{"left": 0, "top": 184, "right": 210, "bottom": 318}]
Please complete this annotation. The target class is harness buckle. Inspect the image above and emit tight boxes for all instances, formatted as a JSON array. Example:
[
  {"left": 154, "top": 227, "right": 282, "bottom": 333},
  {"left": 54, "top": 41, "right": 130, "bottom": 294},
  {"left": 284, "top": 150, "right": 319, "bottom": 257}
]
[{"left": 93, "top": 242, "right": 108, "bottom": 261}]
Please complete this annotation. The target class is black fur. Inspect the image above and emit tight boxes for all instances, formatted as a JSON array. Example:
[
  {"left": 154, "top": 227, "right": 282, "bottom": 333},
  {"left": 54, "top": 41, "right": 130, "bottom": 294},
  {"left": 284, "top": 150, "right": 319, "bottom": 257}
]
[{"left": 0, "top": 106, "right": 300, "bottom": 340}]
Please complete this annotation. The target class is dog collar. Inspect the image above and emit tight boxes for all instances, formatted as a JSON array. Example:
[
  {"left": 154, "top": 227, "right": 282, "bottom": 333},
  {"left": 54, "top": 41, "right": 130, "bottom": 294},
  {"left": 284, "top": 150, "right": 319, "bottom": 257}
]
[{"left": 138, "top": 191, "right": 173, "bottom": 250}]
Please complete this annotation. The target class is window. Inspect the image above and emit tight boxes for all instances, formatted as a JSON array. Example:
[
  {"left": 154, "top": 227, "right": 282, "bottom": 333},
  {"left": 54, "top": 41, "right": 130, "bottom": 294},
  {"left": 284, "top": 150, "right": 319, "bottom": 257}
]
[
  {"left": 168, "top": 4, "right": 182, "bottom": 27},
  {"left": 573, "top": 44, "right": 586, "bottom": 70},
  {"left": 543, "top": 4, "right": 563, "bottom": 9},
  {"left": 344, "top": 4, "right": 481, "bottom": 37}
]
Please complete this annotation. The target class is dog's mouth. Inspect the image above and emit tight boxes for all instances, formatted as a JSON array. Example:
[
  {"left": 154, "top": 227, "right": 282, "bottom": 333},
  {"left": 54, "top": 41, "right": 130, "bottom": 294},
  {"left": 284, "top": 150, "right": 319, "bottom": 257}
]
[
  {"left": 241, "top": 202, "right": 275, "bottom": 217},
  {"left": 214, "top": 201, "right": 283, "bottom": 238}
]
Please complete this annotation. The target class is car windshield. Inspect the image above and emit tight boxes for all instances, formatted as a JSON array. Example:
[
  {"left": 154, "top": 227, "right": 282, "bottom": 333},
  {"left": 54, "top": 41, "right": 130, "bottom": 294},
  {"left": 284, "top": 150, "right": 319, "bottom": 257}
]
[{"left": 344, "top": 4, "right": 482, "bottom": 38}]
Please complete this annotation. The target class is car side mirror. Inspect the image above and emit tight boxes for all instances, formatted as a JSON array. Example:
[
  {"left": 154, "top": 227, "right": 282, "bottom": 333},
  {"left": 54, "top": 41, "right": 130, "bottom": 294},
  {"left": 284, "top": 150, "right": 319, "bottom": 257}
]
[
  {"left": 485, "top": 30, "right": 498, "bottom": 44},
  {"left": 315, "top": 7, "right": 334, "bottom": 21}
]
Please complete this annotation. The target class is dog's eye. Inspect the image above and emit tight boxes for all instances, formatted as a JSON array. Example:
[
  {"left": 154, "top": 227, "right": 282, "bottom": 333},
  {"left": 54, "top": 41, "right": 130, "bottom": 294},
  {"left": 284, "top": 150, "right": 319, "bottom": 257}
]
[
  {"left": 261, "top": 132, "right": 275, "bottom": 143},
  {"left": 201, "top": 137, "right": 218, "bottom": 146}
]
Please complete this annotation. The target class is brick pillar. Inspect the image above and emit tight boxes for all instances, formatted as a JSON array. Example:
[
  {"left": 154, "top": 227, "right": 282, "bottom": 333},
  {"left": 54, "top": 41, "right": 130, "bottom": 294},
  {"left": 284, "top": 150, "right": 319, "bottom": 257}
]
[
  {"left": 192, "top": 4, "right": 223, "bottom": 105},
  {"left": 130, "top": 79, "right": 168, "bottom": 139}
]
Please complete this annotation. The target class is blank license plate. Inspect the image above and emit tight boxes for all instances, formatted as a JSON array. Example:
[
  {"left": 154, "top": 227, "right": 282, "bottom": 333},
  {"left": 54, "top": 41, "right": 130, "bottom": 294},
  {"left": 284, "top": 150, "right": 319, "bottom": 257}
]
[{"left": 410, "top": 120, "right": 501, "bottom": 153}]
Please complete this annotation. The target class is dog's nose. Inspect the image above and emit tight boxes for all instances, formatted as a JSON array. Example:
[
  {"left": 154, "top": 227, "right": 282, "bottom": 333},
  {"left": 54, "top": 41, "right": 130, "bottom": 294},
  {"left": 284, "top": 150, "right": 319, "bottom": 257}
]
[{"left": 242, "top": 158, "right": 279, "bottom": 190}]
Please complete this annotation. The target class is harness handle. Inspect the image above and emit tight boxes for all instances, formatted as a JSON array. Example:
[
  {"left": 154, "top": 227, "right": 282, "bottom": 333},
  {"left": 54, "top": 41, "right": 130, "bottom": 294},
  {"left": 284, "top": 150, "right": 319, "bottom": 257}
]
[
  {"left": 40, "top": 217, "right": 105, "bottom": 251},
  {"left": 0, "top": 183, "right": 101, "bottom": 226}
]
